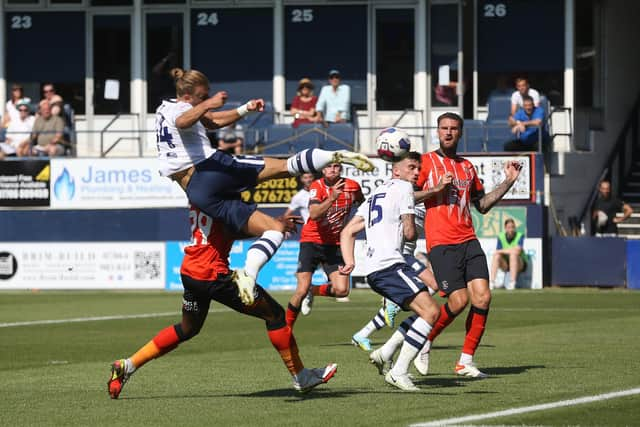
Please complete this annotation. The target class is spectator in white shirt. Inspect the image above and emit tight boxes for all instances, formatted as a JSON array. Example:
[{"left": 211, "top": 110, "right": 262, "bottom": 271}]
[
  {"left": 2, "top": 100, "right": 35, "bottom": 157},
  {"left": 510, "top": 77, "right": 540, "bottom": 117}
]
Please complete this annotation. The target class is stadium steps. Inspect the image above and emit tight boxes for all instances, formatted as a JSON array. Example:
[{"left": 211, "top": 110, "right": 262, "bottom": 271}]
[
  {"left": 617, "top": 212, "right": 640, "bottom": 236},
  {"left": 622, "top": 162, "right": 640, "bottom": 203}
]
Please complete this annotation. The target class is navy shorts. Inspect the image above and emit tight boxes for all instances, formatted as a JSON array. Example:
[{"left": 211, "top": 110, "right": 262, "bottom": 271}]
[
  {"left": 297, "top": 242, "right": 343, "bottom": 275},
  {"left": 428, "top": 239, "right": 489, "bottom": 295},
  {"left": 366, "top": 262, "right": 427, "bottom": 309},
  {"left": 404, "top": 254, "right": 427, "bottom": 275},
  {"left": 181, "top": 273, "right": 286, "bottom": 330},
  {"left": 186, "top": 151, "right": 265, "bottom": 234}
]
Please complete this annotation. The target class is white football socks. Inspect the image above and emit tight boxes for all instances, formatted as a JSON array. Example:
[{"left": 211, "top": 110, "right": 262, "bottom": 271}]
[{"left": 244, "top": 230, "right": 284, "bottom": 280}]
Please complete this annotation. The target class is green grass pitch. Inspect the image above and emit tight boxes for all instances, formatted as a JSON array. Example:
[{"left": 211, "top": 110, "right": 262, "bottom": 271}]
[{"left": 1, "top": 288, "right": 639, "bottom": 426}]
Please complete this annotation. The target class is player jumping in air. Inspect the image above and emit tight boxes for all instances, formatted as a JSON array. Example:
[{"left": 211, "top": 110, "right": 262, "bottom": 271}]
[{"left": 156, "top": 68, "right": 374, "bottom": 306}]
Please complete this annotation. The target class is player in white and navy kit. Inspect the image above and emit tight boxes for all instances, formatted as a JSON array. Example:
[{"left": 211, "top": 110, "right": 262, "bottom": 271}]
[
  {"left": 340, "top": 152, "right": 440, "bottom": 391},
  {"left": 155, "top": 68, "right": 374, "bottom": 306},
  {"left": 350, "top": 202, "right": 439, "bottom": 352}
]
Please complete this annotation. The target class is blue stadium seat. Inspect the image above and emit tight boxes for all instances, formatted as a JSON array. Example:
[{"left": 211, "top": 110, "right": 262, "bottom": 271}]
[
  {"left": 485, "top": 124, "right": 512, "bottom": 152},
  {"left": 461, "top": 120, "right": 484, "bottom": 153},
  {"left": 244, "top": 101, "right": 275, "bottom": 129},
  {"left": 242, "top": 129, "right": 263, "bottom": 150},
  {"left": 487, "top": 95, "right": 512, "bottom": 123},
  {"left": 263, "top": 124, "right": 295, "bottom": 155},
  {"left": 321, "top": 123, "right": 355, "bottom": 150},
  {"left": 292, "top": 129, "right": 321, "bottom": 151}
]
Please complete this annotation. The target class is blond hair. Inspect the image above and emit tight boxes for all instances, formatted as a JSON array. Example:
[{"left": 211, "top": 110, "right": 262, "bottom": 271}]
[{"left": 170, "top": 68, "right": 209, "bottom": 97}]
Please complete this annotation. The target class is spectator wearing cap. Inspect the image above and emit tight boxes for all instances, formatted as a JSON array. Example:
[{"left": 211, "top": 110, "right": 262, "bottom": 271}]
[
  {"left": 2, "top": 100, "right": 35, "bottom": 157},
  {"left": 3, "top": 84, "right": 31, "bottom": 128},
  {"left": 41, "top": 83, "right": 64, "bottom": 117},
  {"left": 316, "top": 69, "right": 350, "bottom": 124},
  {"left": 216, "top": 126, "right": 244, "bottom": 155},
  {"left": 290, "top": 78, "right": 319, "bottom": 128}
]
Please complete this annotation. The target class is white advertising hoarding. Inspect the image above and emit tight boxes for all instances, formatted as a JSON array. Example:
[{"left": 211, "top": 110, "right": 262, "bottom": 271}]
[
  {"left": 0, "top": 242, "right": 165, "bottom": 289},
  {"left": 49, "top": 158, "right": 188, "bottom": 209},
  {"left": 342, "top": 155, "right": 532, "bottom": 201}
]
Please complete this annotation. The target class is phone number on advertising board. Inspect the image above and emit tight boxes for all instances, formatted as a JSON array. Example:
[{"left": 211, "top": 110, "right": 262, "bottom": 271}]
[{"left": 240, "top": 177, "right": 298, "bottom": 204}]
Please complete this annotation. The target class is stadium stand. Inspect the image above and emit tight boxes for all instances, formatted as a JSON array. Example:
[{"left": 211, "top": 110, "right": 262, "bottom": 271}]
[{"left": 461, "top": 119, "right": 485, "bottom": 153}]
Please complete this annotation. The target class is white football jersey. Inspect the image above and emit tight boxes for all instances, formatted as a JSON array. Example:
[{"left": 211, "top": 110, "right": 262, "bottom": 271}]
[
  {"left": 288, "top": 188, "right": 311, "bottom": 223},
  {"left": 155, "top": 99, "right": 216, "bottom": 177},
  {"left": 355, "top": 179, "right": 415, "bottom": 275}
]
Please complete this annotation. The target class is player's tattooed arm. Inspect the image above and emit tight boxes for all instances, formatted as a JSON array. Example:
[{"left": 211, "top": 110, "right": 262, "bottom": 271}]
[
  {"left": 401, "top": 214, "right": 417, "bottom": 242},
  {"left": 474, "top": 160, "right": 522, "bottom": 214}
]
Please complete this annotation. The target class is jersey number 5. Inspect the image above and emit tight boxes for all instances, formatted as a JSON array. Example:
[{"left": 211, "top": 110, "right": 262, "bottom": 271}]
[{"left": 368, "top": 193, "right": 386, "bottom": 227}]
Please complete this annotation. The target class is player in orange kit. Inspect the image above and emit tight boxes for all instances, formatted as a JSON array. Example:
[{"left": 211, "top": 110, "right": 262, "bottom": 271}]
[
  {"left": 411, "top": 112, "right": 522, "bottom": 378},
  {"left": 107, "top": 205, "right": 337, "bottom": 398},
  {"left": 285, "top": 163, "right": 363, "bottom": 327}
]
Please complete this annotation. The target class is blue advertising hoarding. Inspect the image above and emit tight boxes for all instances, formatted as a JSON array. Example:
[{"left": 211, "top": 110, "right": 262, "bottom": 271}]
[{"left": 166, "top": 240, "right": 327, "bottom": 291}]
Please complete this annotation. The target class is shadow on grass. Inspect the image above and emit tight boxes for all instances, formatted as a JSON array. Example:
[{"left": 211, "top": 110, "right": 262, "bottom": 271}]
[
  {"left": 122, "top": 387, "right": 456, "bottom": 401},
  {"left": 482, "top": 365, "right": 545, "bottom": 376}
]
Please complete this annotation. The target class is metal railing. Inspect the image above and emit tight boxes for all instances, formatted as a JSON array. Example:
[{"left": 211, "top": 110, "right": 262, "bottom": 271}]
[{"left": 577, "top": 92, "right": 640, "bottom": 229}]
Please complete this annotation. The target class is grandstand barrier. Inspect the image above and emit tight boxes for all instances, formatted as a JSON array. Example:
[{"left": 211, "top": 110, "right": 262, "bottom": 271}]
[{"left": 551, "top": 237, "right": 627, "bottom": 287}]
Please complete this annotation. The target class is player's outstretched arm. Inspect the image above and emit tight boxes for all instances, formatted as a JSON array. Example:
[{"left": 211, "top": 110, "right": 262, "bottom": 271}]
[
  {"left": 201, "top": 98, "right": 265, "bottom": 129},
  {"left": 474, "top": 160, "right": 522, "bottom": 214},
  {"left": 339, "top": 215, "right": 365, "bottom": 275}
]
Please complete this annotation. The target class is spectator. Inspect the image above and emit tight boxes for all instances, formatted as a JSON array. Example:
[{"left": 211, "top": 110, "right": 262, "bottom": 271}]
[
  {"left": 316, "top": 69, "right": 350, "bottom": 124},
  {"left": 592, "top": 180, "right": 633, "bottom": 236},
  {"left": 41, "top": 83, "right": 64, "bottom": 117},
  {"left": 490, "top": 218, "right": 528, "bottom": 290},
  {"left": 510, "top": 77, "right": 540, "bottom": 117},
  {"left": 505, "top": 95, "right": 545, "bottom": 151},
  {"left": 216, "top": 126, "right": 243, "bottom": 155},
  {"left": 3, "top": 100, "right": 35, "bottom": 157},
  {"left": 291, "top": 78, "right": 319, "bottom": 128},
  {"left": 31, "top": 100, "right": 66, "bottom": 157},
  {"left": 3, "top": 84, "right": 31, "bottom": 128}
]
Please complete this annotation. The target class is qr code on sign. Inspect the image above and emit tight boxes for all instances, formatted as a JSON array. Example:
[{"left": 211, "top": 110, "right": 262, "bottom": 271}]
[{"left": 134, "top": 251, "right": 161, "bottom": 280}]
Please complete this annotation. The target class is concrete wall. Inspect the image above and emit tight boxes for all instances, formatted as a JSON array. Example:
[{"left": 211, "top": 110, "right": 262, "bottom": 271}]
[{"left": 549, "top": 0, "right": 640, "bottom": 234}]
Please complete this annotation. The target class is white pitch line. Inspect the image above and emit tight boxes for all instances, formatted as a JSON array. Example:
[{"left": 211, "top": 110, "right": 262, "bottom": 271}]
[
  {"left": 410, "top": 387, "right": 640, "bottom": 427},
  {"left": 0, "top": 312, "right": 181, "bottom": 328}
]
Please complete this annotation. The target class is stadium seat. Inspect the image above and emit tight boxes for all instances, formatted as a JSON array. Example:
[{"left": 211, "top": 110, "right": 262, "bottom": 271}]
[
  {"left": 263, "top": 124, "right": 295, "bottom": 155},
  {"left": 461, "top": 120, "right": 484, "bottom": 153},
  {"left": 62, "top": 103, "right": 76, "bottom": 156},
  {"left": 321, "top": 123, "right": 355, "bottom": 150},
  {"left": 485, "top": 124, "right": 513, "bottom": 152},
  {"left": 244, "top": 101, "right": 275, "bottom": 129},
  {"left": 486, "top": 95, "right": 512, "bottom": 123},
  {"left": 291, "top": 129, "right": 321, "bottom": 151}
]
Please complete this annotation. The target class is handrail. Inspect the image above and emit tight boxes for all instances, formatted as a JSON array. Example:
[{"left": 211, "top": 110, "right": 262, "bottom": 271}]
[
  {"left": 577, "top": 92, "right": 640, "bottom": 228},
  {"left": 392, "top": 109, "right": 424, "bottom": 127},
  {"left": 100, "top": 112, "right": 140, "bottom": 157}
]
